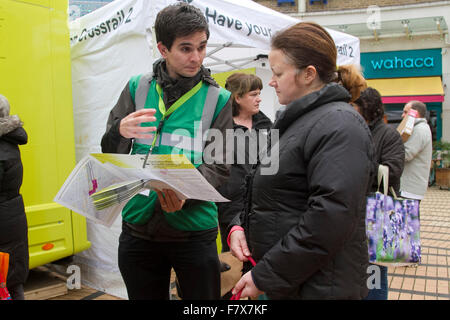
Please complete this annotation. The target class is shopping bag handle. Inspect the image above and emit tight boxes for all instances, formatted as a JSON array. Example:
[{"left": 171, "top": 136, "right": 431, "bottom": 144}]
[
  {"left": 377, "top": 166, "right": 401, "bottom": 200},
  {"left": 389, "top": 186, "right": 399, "bottom": 200},
  {"left": 377, "top": 164, "right": 389, "bottom": 196}
]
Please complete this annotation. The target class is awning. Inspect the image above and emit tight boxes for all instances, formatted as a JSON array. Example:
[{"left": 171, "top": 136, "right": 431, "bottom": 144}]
[{"left": 366, "top": 76, "right": 444, "bottom": 104}]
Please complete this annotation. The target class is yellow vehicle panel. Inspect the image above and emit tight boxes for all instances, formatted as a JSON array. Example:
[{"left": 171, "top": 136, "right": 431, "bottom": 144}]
[{"left": 0, "top": 0, "right": 90, "bottom": 269}]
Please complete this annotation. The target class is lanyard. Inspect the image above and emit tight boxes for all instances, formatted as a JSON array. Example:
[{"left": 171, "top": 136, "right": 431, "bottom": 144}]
[
  {"left": 142, "top": 80, "right": 203, "bottom": 168},
  {"left": 230, "top": 255, "right": 257, "bottom": 300}
]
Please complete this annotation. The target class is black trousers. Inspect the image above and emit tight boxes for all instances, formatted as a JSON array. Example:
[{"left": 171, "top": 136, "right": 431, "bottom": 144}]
[
  {"left": 8, "top": 284, "right": 25, "bottom": 300},
  {"left": 118, "top": 229, "right": 221, "bottom": 300},
  {"left": 218, "top": 220, "right": 230, "bottom": 253}
]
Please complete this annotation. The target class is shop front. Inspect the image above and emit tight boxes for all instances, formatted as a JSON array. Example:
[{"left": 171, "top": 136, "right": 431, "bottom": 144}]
[{"left": 361, "top": 48, "right": 444, "bottom": 141}]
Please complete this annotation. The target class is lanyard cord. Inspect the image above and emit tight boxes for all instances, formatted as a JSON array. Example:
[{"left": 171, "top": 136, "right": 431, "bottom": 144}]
[
  {"left": 142, "top": 81, "right": 203, "bottom": 168},
  {"left": 230, "top": 256, "right": 257, "bottom": 300}
]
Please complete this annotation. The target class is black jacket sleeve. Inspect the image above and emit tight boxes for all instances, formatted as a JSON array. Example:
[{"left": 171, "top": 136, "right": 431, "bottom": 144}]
[
  {"left": 197, "top": 96, "right": 233, "bottom": 189},
  {"left": 380, "top": 127, "right": 405, "bottom": 194},
  {"left": 0, "top": 161, "right": 3, "bottom": 184},
  {"left": 101, "top": 82, "right": 135, "bottom": 154}
]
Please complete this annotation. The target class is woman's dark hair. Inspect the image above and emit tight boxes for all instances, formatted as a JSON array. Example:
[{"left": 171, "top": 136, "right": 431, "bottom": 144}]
[
  {"left": 155, "top": 2, "right": 209, "bottom": 50},
  {"left": 271, "top": 22, "right": 366, "bottom": 102},
  {"left": 225, "top": 73, "right": 263, "bottom": 117},
  {"left": 354, "top": 87, "right": 385, "bottom": 123}
]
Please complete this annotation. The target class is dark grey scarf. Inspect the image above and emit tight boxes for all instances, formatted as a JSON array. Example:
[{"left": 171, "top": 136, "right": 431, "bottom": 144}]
[{"left": 152, "top": 59, "right": 218, "bottom": 109}]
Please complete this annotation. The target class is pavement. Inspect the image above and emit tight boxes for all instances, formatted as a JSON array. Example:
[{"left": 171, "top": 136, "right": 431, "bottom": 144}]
[
  {"left": 387, "top": 186, "right": 450, "bottom": 300},
  {"left": 42, "top": 187, "right": 449, "bottom": 301}
]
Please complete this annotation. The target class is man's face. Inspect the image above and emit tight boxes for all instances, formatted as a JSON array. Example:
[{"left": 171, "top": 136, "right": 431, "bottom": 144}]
[
  {"left": 157, "top": 31, "right": 207, "bottom": 79},
  {"left": 402, "top": 103, "right": 412, "bottom": 119}
]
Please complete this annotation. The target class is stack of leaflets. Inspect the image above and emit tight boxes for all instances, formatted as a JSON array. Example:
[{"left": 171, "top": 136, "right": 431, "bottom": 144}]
[
  {"left": 54, "top": 153, "right": 229, "bottom": 228},
  {"left": 90, "top": 179, "right": 148, "bottom": 211},
  {"left": 397, "top": 109, "right": 418, "bottom": 142}
]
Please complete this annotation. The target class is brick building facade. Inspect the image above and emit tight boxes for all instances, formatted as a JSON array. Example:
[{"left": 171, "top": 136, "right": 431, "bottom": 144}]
[
  {"left": 254, "top": 0, "right": 444, "bottom": 13},
  {"left": 255, "top": 0, "right": 450, "bottom": 142}
]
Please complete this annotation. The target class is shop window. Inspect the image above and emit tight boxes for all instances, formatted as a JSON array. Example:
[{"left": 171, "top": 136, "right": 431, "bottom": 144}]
[
  {"left": 278, "top": 0, "right": 296, "bottom": 6},
  {"left": 428, "top": 110, "right": 438, "bottom": 142}
]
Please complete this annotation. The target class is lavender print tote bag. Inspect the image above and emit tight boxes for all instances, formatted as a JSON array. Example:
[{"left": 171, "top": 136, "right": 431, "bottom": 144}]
[{"left": 366, "top": 165, "right": 421, "bottom": 267}]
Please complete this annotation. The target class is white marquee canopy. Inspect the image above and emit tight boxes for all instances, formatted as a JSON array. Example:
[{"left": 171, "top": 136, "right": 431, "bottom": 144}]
[{"left": 152, "top": 0, "right": 360, "bottom": 72}]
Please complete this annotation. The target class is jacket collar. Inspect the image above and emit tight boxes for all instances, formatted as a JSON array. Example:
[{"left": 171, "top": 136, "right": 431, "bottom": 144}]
[
  {"left": 152, "top": 58, "right": 218, "bottom": 89},
  {"left": 414, "top": 118, "right": 427, "bottom": 126},
  {"left": 0, "top": 115, "right": 23, "bottom": 138},
  {"left": 368, "top": 118, "right": 384, "bottom": 131},
  {"left": 233, "top": 111, "right": 273, "bottom": 130},
  {"left": 273, "top": 83, "right": 351, "bottom": 135},
  {"left": 0, "top": 126, "right": 27, "bottom": 147},
  {"left": 151, "top": 59, "right": 219, "bottom": 108}
]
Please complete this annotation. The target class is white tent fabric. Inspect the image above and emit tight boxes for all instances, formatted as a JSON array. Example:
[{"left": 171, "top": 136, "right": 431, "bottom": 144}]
[
  {"left": 68, "top": 0, "right": 360, "bottom": 298},
  {"left": 153, "top": 0, "right": 360, "bottom": 72}
]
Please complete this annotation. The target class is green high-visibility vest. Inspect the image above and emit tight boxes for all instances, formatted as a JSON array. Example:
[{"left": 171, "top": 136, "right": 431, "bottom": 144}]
[{"left": 121, "top": 73, "right": 230, "bottom": 230}]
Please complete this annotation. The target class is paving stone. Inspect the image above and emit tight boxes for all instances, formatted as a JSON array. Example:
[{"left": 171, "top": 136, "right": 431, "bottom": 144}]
[{"left": 387, "top": 187, "right": 450, "bottom": 300}]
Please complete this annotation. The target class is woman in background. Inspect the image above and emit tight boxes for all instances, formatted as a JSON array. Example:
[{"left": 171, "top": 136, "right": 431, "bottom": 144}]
[
  {"left": 353, "top": 87, "right": 405, "bottom": 300},
  {"left": 0, "top": 94, "right": 29, "bottom": 300},
  {"left": 217, "top": 73, "right": 272, "bottom": 254}
]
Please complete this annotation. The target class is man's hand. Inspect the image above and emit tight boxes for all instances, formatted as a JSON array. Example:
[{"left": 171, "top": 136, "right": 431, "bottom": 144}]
[
  {"left": 232, "top": 271, "right": 264, "bottom": 299},
  {"left": 119, "top": 109, "right": 157, "bottom": 139},
  {"left": 230, "top": 230, "right": 251, "bottom": 262},
  {"left": 156, "top": 189, "right": 185, "bottom": 212}
]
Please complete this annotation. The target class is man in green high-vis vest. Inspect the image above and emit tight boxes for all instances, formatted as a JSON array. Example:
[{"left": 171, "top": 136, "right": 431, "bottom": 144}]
[{"left": 101, "top": 3, "right": 233, "bottom": 300}]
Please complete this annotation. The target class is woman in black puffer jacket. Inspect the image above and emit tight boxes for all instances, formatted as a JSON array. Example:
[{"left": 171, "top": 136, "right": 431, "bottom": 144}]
[
  {"left": 0, "top": 94, "right": 29, "bottom": 300},
  {"left": 229, "top": 23, "right": 375, "bottom": 300},
  {"left": 217, "top": 73, "right": 272, "bottom": 253}
]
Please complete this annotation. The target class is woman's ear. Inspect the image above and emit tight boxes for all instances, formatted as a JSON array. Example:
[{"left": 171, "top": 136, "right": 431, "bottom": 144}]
[{"left": 303, "top": 65, "right": 317, "bottom": 84}]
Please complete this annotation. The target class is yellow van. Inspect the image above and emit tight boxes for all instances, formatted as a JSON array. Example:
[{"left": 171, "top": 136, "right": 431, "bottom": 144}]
[{"left": 0, "top": 0, "right": 90, "bottom": 269}]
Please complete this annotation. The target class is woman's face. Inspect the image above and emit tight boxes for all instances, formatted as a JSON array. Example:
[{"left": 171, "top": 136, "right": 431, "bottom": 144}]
[
  {"left": 236, "top": 89, "right": 261, "bottom": 116},
  {"left": 268, "top": 49, "right": 306, "bottom": 106}
]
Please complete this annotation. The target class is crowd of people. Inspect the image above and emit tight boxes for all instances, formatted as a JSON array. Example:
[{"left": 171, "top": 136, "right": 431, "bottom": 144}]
[{"left": 0, "top": 2, "right": 434, "bottom": 300}]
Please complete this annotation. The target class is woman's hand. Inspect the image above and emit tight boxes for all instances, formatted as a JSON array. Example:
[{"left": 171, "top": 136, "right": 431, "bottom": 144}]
[
  {"left": 232, "top": 271, "right": 264, "bottom": 299},
  {"left": 230, "top": 230, "right": 251, "bottom": 262},
  {"left": 155, "top": 189, "right": 185, "bottom": 212}
]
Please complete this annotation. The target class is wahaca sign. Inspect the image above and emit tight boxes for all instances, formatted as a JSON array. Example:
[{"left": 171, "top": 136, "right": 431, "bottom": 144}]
[
  {"left": 361, "top": 49, "right": 442, "bottom": 79},
  {"left": 370, "top": 56, "right": 435, "bottom": 70}
]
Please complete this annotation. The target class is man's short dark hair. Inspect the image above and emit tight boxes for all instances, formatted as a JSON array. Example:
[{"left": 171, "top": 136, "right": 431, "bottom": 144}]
[
  {"left": 354, "top": 87, "right": 384, "bottom": 123},
  {"left": 407, "top": 100, "right": 427, "bottom": 118},
  {"left": 155, "top": 2, "right": 209, "bottom": 50}
]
